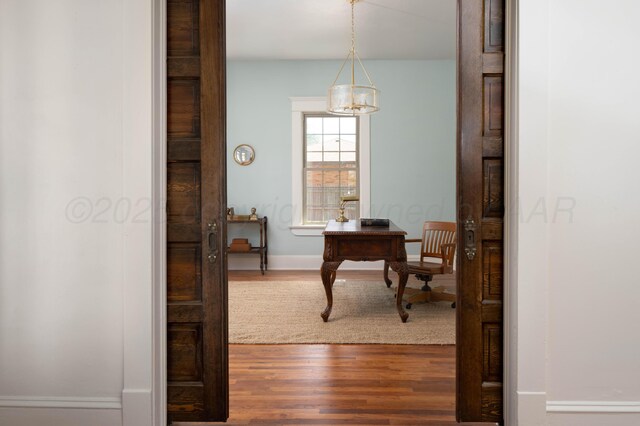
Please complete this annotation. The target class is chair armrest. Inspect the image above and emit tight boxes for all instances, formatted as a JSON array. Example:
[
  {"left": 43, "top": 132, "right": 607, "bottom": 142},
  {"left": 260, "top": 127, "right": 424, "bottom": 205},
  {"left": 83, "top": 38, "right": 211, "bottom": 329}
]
[
  {"left": 405, "top": 239, "right": 422, "bottom": 243},
  {"left": 440, "top": 243, "right": 457, "bottom": 273}
]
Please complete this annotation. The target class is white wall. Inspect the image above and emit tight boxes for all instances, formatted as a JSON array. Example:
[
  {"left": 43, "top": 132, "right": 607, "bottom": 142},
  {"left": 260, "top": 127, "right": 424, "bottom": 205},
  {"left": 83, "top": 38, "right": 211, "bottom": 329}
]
[
  {"left": 516, "top": 0, "right": 640, "bottom": 424},
  {"left": 0, "top": 1, "right": 156, "bottom": 425}
]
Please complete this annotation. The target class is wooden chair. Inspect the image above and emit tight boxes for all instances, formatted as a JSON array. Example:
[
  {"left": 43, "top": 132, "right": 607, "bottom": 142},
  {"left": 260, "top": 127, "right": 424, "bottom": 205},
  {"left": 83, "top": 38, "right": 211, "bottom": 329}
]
[{"left": 384, "top": 221, "right": 457, "bottom": 309}]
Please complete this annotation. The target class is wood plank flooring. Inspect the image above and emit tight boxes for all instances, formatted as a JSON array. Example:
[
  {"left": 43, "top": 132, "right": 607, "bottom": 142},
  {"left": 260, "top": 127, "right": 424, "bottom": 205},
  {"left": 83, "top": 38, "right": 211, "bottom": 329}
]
[{"left": 173, "top": 270, "right": 474, "bottom": 425}]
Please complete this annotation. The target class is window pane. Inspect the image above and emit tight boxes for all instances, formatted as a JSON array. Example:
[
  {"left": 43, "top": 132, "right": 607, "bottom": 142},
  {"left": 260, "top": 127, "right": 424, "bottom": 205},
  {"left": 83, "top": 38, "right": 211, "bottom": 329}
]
[
  {"left": 306, "top": 208, "right": 324, "bottom": 223},
  {"left": 323, "top": 170, "right": 339, "bottom": 187},
  {"left": 306, "top": 152, "right": 322, "bottom": 165},
  {"left": 340, "top": 170, "right": 358, "bottom": 188},
  {"left": 323, "top": 135, "right": 340, "bottom": 152},
  {"left": 306, "top": 135, "right": 322, "bottom": 151},
  {"left": 306, "top": 187, "right": 322, "bottom": 207},
  {"left": 340, "top": 134, "right": 356, "bottom": 151},
  {"left": 305, "top": 170, "right": 323, "bottom": 189},
  {"left": 306, "top": 117, "right": 322, "bottom": 134},
  {"left": 323, "top": 209, "right": 337, "bottom": 222},
  {"left": 340, "top": 117, "right": 357, "bottom": 134},
  {"left": 323, "top": 117, "right": 340, "bottom": 134},
  {"left": 324, "top": 152, "right": 339, "bottom": 163},
  {"left": 341, "top": 152, "right": 356, "bottom": 163},
  {"left": 323, "top": 171, "right": 340, "bottom": 207},
  {"left": 324, "top": 191, "right": 340, "bottom": 207}
]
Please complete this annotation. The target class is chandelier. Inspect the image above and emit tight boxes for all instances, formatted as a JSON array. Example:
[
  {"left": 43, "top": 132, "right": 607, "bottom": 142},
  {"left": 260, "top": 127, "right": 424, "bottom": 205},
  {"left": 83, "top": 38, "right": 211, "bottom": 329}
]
[{"left": 327, "top": 0, "right": 379, "bottom": 116}]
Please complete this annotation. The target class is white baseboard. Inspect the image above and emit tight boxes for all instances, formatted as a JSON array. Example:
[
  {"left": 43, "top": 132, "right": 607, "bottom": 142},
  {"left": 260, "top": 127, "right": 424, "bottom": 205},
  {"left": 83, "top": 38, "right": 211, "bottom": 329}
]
[
  {"left": 0, "top": 407, "right": 122, "bottom": 426},
  {"left": 0, "top": 397, "right": 122, "bottom": 426},
  {"left": 546, "top": 401, "right": 640, "bottom": 426},
  {"left": 228, "top": 254, "right": 422, "bottom": 271},
  {"left": 0, "top": 395, "right": 122, "bottom": 409},
  {"left": 547, "top": 400, "right": 640, "bottom": 413},
  {"left": 122, "top": 389, "right": 153, "bottom": 426},
  {"left": 516, "top": 391, "right": 547, "bottom": 426}
]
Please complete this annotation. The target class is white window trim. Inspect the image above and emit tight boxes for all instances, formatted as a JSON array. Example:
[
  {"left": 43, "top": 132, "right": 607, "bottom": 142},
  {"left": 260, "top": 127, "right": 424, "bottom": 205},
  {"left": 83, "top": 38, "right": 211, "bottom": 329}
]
[{"left": 289, "top": 96, "right": 371, "bottom": 236}]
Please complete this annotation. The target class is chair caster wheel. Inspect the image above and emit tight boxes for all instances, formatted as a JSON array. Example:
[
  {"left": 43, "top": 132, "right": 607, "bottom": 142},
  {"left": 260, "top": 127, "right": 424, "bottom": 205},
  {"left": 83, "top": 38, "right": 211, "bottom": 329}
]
[
  {"left": 406, "top": 303, "right": 412, "bottom": 309},
  {"left": 451, "top": 302, "right": 456, "bottom": 308}
]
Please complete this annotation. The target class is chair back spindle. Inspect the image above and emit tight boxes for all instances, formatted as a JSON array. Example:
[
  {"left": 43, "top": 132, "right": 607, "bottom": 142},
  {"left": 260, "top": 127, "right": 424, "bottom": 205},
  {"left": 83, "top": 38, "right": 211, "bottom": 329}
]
[{"left": 420, "top": 221, "right": 457, "bottom": 262}]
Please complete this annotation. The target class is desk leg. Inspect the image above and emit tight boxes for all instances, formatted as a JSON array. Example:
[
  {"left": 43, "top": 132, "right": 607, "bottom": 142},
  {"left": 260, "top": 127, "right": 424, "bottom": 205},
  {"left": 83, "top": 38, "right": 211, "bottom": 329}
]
[
  {"left": 389, "top": 262, "right": 409, "bottom": 323},
  {"left": 320, "top": 261, "right": 342, "bottom": 322},
  {"left": 383, "top": 261, "right": 392, "bottom": 288}
]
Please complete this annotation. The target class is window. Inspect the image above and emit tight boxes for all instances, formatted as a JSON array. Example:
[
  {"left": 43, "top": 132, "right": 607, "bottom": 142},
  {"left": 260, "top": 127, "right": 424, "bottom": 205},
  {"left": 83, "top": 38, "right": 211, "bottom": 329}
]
[
  {"left": 303, "top": 115, "right": 359, "bottom": 224},
  {"left": 290, "top": 97, "right": 370, "bottom": 235}
]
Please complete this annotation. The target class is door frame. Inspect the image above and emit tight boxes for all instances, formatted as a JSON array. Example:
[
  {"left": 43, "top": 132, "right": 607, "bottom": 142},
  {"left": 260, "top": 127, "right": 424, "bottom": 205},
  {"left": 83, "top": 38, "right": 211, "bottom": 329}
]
[{"left": 129, "top": 0, "right": 536, "bottom": 425}]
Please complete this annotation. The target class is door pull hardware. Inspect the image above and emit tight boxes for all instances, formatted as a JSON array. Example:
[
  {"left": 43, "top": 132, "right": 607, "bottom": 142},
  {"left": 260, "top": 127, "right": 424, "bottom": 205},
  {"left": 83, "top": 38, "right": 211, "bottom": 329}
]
[
  {"left": 207, "top": 220, "right": 218, "bottom": 264},
  {"left": 464, "top": 217, "right": 477, "bottom": 260}
]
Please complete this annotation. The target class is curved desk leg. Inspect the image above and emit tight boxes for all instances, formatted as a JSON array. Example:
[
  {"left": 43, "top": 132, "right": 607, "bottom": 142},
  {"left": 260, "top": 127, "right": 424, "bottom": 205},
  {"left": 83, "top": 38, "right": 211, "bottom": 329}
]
[
  {"left": 383, "top": 260, "right": 392, "bottom": 288},
  {"left": 320, "top": 261, "right": 342, "bottom": 322},
  {"left": 389, "top": 261, "right": 409, "bottom": 322}
]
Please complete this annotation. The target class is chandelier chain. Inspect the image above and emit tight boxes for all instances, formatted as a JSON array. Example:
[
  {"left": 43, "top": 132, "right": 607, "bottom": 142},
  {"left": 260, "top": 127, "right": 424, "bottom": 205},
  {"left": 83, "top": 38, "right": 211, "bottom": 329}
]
[{"left": 351, "top": 0, "right": 356, "bottom": 54}]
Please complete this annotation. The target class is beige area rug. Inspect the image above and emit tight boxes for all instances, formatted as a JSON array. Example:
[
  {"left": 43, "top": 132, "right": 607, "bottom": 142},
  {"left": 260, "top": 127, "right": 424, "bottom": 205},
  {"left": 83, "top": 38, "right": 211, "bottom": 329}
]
[{"left": 229, "top": 280, "right": 455, "bottom": 344}]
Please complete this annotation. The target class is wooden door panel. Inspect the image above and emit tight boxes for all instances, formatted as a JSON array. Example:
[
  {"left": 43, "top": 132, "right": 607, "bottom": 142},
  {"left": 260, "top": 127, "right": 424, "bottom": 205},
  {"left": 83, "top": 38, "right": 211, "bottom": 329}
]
[
  {"left": 484, "top": 0, "right": 505, "bottom": 52},
  {"left": 167, "top": 0, "right": 227, "bottom": 422},
  {"left": 167, "top": 80, "right": 201, "bottom": 138},
  {"left": 167, "top": 163, "right": 201, "bottom": 223},
  {"left": 457, "top": 0, "right": 505, "bottom": 423},
  {"left": 167, "top": 0, "right": 200, "bottom": 56},
  {"left": 483, "top": 159, "right": 503, "bottom": 217},
  {"left": 483, "top": 77, "right": 504, "bottom": 136},
  {"left": 167, "top": 324, "right": 203, "bottom": 381},
  {"left": 168, "top": 244, "right": 202, "bottom": 302},
  {"left": 167, "top": 385, "right": 205, "bottom": 421}
]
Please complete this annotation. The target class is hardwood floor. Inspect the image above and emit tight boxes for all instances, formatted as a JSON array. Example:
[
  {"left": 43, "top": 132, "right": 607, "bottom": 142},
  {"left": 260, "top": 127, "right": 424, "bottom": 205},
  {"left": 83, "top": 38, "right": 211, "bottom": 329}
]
[
  {"left": 172, "top": 270, "right": 476, "bottom": 425},
  {"left": 174, "top": 344, "right": 459, "bottom": 425}
]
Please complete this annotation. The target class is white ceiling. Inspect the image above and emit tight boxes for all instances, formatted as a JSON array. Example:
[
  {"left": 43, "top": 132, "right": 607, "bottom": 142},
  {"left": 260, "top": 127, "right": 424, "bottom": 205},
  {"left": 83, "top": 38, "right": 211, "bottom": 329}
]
[{"left": 226, "top": 0, "right": 456, "bottom": 60}]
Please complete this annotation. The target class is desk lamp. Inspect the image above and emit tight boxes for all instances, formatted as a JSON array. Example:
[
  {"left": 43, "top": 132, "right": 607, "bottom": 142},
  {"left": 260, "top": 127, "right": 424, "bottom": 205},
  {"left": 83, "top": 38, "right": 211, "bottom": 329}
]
[{"left": 336, "top": 195, "right": 359, "bottom": 222}]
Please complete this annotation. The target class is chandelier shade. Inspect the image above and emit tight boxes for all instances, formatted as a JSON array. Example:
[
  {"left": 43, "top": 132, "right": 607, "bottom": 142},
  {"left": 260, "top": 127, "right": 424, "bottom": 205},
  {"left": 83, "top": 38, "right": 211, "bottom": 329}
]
[
  {"left": 327, "top": 0, "right": 379, "bottom": 116},
  {"left": 328, "top": 84, "right": 379, "bottom": 116}
]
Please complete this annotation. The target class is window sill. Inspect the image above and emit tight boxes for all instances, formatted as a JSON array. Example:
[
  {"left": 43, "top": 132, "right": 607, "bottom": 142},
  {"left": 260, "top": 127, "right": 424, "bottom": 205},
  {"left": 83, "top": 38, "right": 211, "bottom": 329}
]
[{"left": 289, "top": 225, "right": 325, "bottom": 236}]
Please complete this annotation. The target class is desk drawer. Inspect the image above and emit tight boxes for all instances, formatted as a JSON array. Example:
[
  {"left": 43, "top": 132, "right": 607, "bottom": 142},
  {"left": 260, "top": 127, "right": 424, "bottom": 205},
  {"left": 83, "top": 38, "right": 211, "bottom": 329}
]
[{"left": 334, "top": 237, "right": 393, "bottom": 259}]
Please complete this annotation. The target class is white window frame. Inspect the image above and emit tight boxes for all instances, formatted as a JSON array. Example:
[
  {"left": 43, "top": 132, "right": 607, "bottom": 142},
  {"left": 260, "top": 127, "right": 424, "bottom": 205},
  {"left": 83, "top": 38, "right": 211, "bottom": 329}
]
[{"left": 289, "top": 97, "right": 370, "bottom": 236}]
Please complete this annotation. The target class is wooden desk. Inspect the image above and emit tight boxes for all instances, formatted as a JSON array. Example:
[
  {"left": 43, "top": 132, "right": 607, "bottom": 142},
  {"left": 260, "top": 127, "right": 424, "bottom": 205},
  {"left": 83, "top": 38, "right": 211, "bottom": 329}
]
[{"left": 321, "top": 220, "right": 409, "bottom": 322}]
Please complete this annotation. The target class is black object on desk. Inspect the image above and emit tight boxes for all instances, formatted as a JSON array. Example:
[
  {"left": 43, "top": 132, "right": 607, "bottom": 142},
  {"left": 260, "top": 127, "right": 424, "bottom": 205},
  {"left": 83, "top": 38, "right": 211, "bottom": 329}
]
[{"left": 360, "top": 218, "right": 390, "bottom": 227}]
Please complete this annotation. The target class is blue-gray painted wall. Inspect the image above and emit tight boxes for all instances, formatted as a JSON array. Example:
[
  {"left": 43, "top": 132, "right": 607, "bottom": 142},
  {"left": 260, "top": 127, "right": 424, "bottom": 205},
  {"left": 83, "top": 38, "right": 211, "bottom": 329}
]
[{"left": 227, "top": 60, "right": 455, "bottom": 255}]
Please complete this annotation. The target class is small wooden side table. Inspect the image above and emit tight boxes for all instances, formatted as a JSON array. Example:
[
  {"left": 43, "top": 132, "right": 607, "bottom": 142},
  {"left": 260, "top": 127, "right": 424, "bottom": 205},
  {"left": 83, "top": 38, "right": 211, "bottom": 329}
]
[
  {"left": 227, "top": 216, "right": 268, "bottom": 274},
  {"left": 321, "top": 220, "right": 409, "bottom": 322}
]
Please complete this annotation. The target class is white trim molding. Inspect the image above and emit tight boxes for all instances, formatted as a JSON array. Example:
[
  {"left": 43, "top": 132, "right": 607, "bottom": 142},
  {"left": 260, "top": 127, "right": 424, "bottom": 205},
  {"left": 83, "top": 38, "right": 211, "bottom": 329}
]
[
  {"left": 0, "top": 396, "right": 122, "bottom": 410},
  {"left": 504, "top": 0, "right": 519, "bottom": 424},
  {"left": 289, "top": 97, "right": 371, "bottom": 236},
  {"left": 547, "top": 401, "right": 640, "bottom": 413},
  {"left": 151, "top": 0, "right": 167, "bottom": 425},
  {"left": 122, "top": 0, "right": 159, "bottom": 425}
]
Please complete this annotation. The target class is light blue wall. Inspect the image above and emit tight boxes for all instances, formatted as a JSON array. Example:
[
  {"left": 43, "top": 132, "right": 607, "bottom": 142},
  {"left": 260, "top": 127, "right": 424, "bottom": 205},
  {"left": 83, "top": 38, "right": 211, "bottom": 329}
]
[{"left": 227, "top": 60, "right": 455, "bottom": 255}]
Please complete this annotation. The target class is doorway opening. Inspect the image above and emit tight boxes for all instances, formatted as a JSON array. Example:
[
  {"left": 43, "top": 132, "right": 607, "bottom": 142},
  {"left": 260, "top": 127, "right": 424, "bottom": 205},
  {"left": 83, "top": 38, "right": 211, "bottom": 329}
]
[
  {"left": 224, "top": 0, "right": 458, "bottom": 423},
  {"left": 165, "top": 0, "right": 507, "bottom": 424}
]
